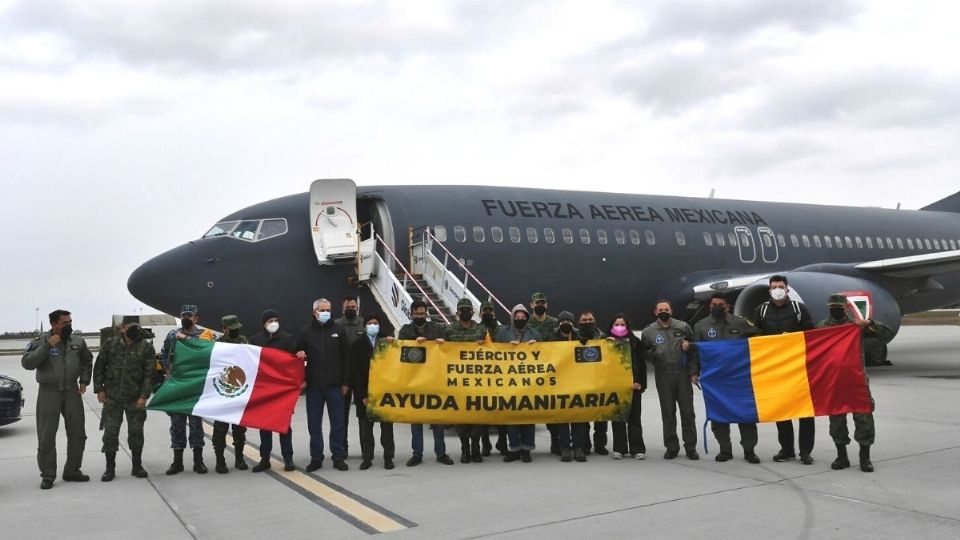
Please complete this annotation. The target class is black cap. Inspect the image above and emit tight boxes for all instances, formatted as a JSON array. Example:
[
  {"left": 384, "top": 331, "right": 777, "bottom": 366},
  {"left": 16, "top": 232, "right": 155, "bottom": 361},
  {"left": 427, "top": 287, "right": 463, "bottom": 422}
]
[{"left": 121, "top": 315, "right": 140, "bottom": 326}]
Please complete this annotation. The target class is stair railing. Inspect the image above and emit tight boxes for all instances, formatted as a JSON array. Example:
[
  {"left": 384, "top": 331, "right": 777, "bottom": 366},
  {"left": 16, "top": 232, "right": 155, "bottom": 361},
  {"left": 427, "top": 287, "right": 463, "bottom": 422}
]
[{"left": 377, "top": 233, "right": 450, "bottom": 325}]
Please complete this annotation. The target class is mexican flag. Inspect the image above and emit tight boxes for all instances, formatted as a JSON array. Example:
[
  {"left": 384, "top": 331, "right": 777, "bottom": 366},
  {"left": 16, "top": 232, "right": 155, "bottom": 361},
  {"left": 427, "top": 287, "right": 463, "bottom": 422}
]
[{"left": 148, "top": 340, "right": 304, "bottom": 433}]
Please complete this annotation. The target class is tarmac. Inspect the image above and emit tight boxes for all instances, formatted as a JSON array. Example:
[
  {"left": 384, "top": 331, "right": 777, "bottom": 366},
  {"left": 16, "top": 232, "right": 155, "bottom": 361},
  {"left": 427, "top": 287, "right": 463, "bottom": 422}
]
[{"left": 1, "top": 325, "right": 958, "bottom": 539}]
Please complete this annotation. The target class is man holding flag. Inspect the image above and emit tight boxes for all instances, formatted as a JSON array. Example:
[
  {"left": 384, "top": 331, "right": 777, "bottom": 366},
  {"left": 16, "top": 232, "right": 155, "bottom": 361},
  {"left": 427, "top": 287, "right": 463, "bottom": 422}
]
[{"left": 817, "top": 294, "right": 893, "bottom": 473}]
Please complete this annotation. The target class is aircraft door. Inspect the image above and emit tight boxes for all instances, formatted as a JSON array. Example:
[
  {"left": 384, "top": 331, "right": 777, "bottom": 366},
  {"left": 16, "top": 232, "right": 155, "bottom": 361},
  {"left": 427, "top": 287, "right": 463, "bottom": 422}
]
[
  {"left": 310, "top": 179, "right": 358, "bottom": 265},
  {"left": 734, "top": 226, "right": 756, "bottom": 263},
  {"left": 757, "top": 226, "right": 779, "bottom": 263}
]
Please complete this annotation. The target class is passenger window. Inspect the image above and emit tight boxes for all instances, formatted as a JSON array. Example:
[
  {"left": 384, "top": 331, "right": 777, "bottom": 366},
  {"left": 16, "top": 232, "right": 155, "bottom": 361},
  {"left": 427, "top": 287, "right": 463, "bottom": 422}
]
[
  {"left": 491, "top": 226, "right": 504, "bottom": 243},
  {"left": 739, "top": 231, "right": 750, "bottom": 247},
  {"left": 204, "top": 221, "right": 238, "bottom": 238},
  {"left": 675, "top": 231, "right": 685, "bottom": 246},
  {"left": 630, "top": 230, "right": 641, "bottom": 245},
  {"left": 865, "top": 237, "right": 873, "bottom": 249},
  {"left": 824, "top": 236, "right": 833, "bottom": 248},
  {"left": 562, "top": 228, "right": 574, "bottom": 244},
  {"left": 844, "top": 236, "right": 853, "bottom": 248},
  {"left": 715, "top": 232, "right": 725, "bottom": 246},
  {"left": 935, "top": 239, "right": 942, "bottom": 250},
  {"left": 615, "top": 230, "right": 626, "bottom": 245},
  {"left": 855, "top": 236, "right": 863, "bottom": 248},
  {"left": 257, "top": 219, "right": 288, "bottom": 241},
  {"left": 527, "top": 227, "right": 539, "bottom": 243},
  {"left": 597, "top": 229, "right": 608, "bottom": 245},
  {"left": 473, "top": 226, "right": 485, "bottom": 243},
  {"left": 790, "top": 234, "right": 799, "bottom": 248},
  {"left": 875, "top": 237, "right": 883, "bottom": 249},
  {"left": 434, "top": 225, "right": 448, "bottom": 242},
  {"left": 580, "top": 228, "right": 591, "bottom": 244},
  {"left": 454, "top": 225, "right": 467, "bottom": 243},
  {"left": 230, "top": 220, "right": 260, "bottom": 241},
  {"left": 834, "top": 236, "right": 842, "bottom": 248},
  {"left": 646, "top": 231, "right": 656, "bottom": 246},
  {"left": 509, "top": 227, "right": 521, "bottom": 244},
  {"left": 762, "top": 234, "right": 773, "bottom": 248},
  {"left": 813, "top": 235, "right": 821, "bottom": 248},
  {"left": 924, "top": 238, "right": 931, "bottom": 250},
  {"left": 951, "top": 239, "right": 958, "bottom": 250},
  {"left": 727, "top": 232, "right": 736, "bottom": 246},
  {"left": 906, "top": 238, "right": 913, "bottom": 249},
  {"left": 777, "top": 234, "right": 786, "bottom": 248},
  {"left": 887, "top": 238, "right": 895, "bottom": 249},
  {"left": 703, "top": 232, "right": 713, "bottom": 246},
  {"left": 544, "top": 228, "right": 556, "bottom": 244},
  {"left": 802, "top": 235, "right": 811, "bottom": 248}
]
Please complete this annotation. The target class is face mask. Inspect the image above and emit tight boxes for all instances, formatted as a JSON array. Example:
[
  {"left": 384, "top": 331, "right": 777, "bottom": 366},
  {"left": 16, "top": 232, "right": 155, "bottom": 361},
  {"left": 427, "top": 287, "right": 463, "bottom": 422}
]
[
  {"left": 366, "top": 324, "right": 379, "bottom": 337},
  {"left": 710, "top": 307, "right": 726, "bottom": 319},
  {"left": 125, "top": 325, "right": 141, "bottom": 341},
  {"left": 60, "top": 324, "right": 73, "bottom": 339},
  {"left": 265, "top": 321, "right": 280, "bottom": 334},
  {"left": 344, "top": 309, "right": 357, "bottom": 319},
  {"left": 830, "top": 307, "right": 847, "bottom": 320},
  {"left": 181, "top": 318, "right": 195, "bottom": 330},
  {"left": 412, "top": 316, "right": 427, "bottom": 326},
  {"left": 458, "top": 310, "right": 473, "bottom": 322},
  {"left": 533, "top": 305, "right": 547, "bottom": 316},
  {"left": 316, "top": 311, "right": 331, "bottom": 323},
  {"left": 513, "top": 318, "right": 528, "bottom": 329},
  {"left": 482, "top": 313, "right": 495, "bottom": 323},
  {"left": 611, "top": 325, "right": 629, "bottom": 338},
  {"left": 559, "top": 322, "right": 573, "bottom": 334},
  {"left": 580, "top": 322, "right": 595, "bottom": 335},
  {"left": 657, "top": 312, "right": 671, "bottom": 322},
  {"left": 228, "top": 328, "right": 240, "bottom": 339},
  {"left": 770, "top": 288, "right": 787, "bottom": 301}
]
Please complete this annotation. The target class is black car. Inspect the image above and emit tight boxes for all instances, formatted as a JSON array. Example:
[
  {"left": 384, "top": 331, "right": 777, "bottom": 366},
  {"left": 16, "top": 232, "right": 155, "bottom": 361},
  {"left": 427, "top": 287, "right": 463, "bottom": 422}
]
[{"left": 0, "top": 373, "right": 24, "bottom": 425}]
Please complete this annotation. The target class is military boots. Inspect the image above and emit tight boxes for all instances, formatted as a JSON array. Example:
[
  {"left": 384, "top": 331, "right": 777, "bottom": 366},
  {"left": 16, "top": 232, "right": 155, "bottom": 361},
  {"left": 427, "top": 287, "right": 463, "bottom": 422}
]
[
  {"left": 166, "top": 449, "right": 184, "bottom": 475},
  {"left": 102, "top": 452, "right": 116, "bottom": 482},
  {"left": 131, "top": 451, "right": 148, "bottom": 478},
  {"left": 215, "top": 448, "right": 229, "bottom": 474},
  {"left": 193, "top": 448, "right": 208, "bottom": 474},
  {"left": 859, "top": 445, "right": 874, "bottom": 473},
  {"left": 831, "top": 444, "right": 850, "bottom": 470},
  {"left": 234, "top": 445, "right": 248, "bottom": 470}
]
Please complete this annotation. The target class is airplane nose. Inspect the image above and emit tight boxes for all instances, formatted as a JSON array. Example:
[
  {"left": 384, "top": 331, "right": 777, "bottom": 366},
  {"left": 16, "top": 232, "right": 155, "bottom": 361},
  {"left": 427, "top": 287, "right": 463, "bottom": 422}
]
[{"left": 128, "top": 243, "right": 195, "bottom": 315}]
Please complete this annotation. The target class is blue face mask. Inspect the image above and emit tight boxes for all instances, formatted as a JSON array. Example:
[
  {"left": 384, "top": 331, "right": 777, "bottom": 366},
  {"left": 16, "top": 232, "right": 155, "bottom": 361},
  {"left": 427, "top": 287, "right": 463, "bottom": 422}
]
[
  {"left": 316, "top": 311, "right": 331, "bottom": 323},
  {"left": 366, "top": 324, "right": 379, "bottom": 337}
]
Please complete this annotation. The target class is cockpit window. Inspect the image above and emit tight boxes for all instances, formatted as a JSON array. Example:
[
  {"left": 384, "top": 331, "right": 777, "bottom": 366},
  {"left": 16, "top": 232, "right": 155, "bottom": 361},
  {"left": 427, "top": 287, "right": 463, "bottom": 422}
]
[
  {"left": 204, "top": 221, "right": 238, "bottom": 238},
  {"left": 203, "top": 218, "right": 288, "bottom": 242}
]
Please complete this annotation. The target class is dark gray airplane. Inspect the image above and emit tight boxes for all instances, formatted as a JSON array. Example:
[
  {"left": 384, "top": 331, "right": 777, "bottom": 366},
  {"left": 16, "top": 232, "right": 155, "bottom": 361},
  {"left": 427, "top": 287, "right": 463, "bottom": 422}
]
[{"left": 127, "top": 181, "right": 960, "bottom": 346}]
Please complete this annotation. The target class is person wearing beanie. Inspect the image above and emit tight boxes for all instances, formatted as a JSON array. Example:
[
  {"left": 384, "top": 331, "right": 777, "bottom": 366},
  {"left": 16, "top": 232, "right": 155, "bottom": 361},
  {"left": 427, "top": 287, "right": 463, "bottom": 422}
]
[
  {"left": 496, "top": 304, "right": 541, "bottom": 463},
  {"left": 247, "top": 309, "right": 297, "bottom": 472}
]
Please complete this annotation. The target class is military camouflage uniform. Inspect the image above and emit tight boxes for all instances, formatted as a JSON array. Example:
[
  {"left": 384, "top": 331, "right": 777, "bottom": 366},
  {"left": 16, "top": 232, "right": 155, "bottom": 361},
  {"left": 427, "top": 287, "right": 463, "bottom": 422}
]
[
  {"left": 93, "top": 335, "right": 154, "bottom": 453},
  {"left": 22, "top": 331, "right": 93, "bottom": 482},
  {"left": 212, "top": 332, "right": 248, "bottom": 456},
  {"left": 641, "top": 318, "right": 698, "bottom": 454},
  {"left": 446, "top": 316, "right": 490, "bottom": 458},
  {"left": 692, "top": 313, "right": 759, "bottom": 458},
  {"left": 160, "top": 324, "right": 217, "bottom": 449},
  {"left": 817, "top": 315, "right": 894, "bottom": 448}
]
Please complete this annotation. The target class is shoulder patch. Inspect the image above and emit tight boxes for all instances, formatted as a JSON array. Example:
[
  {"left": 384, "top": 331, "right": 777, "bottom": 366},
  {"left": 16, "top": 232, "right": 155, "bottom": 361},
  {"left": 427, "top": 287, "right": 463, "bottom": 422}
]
[
  {"left": 672, "top": 331, "right": 684, "bottom": 338},
  {"left": 729, "top": 328, "right": 740, "bottom": 335},
  {"left": 24, "top": 340, "right": 37, "bottom": 353}
]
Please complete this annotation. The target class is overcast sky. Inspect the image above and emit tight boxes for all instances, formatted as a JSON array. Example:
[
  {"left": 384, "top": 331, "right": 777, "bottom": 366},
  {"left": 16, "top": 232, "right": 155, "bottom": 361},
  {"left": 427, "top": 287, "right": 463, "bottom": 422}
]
[{"left": 2, "top": 0, "right": 958, "bottom": 332}]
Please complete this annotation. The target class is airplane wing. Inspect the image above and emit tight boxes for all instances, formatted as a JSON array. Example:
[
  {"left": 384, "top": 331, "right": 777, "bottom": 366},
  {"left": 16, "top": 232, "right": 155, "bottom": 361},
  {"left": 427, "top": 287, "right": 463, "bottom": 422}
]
[{"left": 854, "top": 249, "right": 960, "bottom": 278}]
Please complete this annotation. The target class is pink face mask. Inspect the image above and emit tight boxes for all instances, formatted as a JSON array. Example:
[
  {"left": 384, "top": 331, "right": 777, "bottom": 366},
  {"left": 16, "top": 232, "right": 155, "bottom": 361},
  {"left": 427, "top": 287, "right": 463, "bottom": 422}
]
[{"left": 611, "top": 325, "right": 629, "bottom": 338}]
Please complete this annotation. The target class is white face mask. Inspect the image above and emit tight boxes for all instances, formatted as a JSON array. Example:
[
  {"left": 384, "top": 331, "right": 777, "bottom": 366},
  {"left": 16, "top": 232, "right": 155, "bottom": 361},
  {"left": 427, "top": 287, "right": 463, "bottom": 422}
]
[
  {"left": 770, "top": 288, "right": 788, "bottom": 301},
  {"left": 366, "top": 324, "right": 379, "bottom": 337},
  {"left": 316, "top": 311, "right": 331, "bottom": 323},
  {"left": 265, "top": 321, "right": 280, "bottom": 334}
]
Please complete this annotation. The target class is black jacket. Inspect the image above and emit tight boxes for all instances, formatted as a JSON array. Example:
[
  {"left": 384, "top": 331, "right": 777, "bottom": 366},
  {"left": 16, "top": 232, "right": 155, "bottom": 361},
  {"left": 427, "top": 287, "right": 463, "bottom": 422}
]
[
  {"left": 754, "top": 300, "right": 815, "bottom": 335},
  {"left": 397, "top": 321, "right": 444, "bottom": 340},
  {"left": 349, "top": 335, "right": 380, "bottom": 407},
  {"left": 296, "top": 320, "right": 350, "bottom": 389},
  {"left": 248, "top": 329, "right": 296, "bottom": 352}
]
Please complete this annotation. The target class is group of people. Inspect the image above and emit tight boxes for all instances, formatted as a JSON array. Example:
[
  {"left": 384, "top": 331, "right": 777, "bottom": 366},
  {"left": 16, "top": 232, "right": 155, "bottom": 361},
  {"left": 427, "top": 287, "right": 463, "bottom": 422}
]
[{"left": 21, "top": 276, "right": 891, "bottom": 490}]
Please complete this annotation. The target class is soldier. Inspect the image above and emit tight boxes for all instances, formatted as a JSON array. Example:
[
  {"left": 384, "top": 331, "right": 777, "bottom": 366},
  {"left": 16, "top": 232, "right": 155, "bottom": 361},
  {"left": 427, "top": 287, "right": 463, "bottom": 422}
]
[
  {"left": 296, "top": 298, "right": 351, "bottom": 472},
  {"left": 212, "top": 315, "right": 249, "bottom": 474},
  {"left": 247, "top": 309, "right": 296, "bottom": 472},
  {"left": 818, "top": 294, "right": 894, "bottom": 473},
  {"left": 549, "top": 311, "right": 588, "bottom": 462},
  {"left": 527, "top": 292, "right": 561, "bottom": 455},
  {"left": 479, "top": 300, "right": 505, "bottom": 455},
  {"left": 22, "top": 309, "right": 93, "bottom": 489},
  {"left": 351, "top": 314, "right": 395, "bottom": 470},
  {"left": 396, "top": 300, "right": 454, "bottom": 467},
  {"left": 753, "top": 275, "right": 816, "bottom": 464},
  {"left": 642, "top": 300, "right": 699, "bottom": 460},
  {"left": 578, "top": 311, "right": 609, "bottom": 456},
  {"left": 608, "top": 314, "right": 647, "bottom": 461},
  {"left": 93, "top": 315, "right": 154, "bottom": 481},
  {"left": 497, "top": 304, "right": 541, "bottom": 463},
  {"left": 692, "top": 294, "right": 761, "bottom": 464},
  {"left": 335, "top": 296, "right": 363, "bottom": 458},
  {"left": 445, "top": 298, "right": 488, "bottom": 463},
  {"left": 160, "top": 304, "right": 217, "bottom": 475}
]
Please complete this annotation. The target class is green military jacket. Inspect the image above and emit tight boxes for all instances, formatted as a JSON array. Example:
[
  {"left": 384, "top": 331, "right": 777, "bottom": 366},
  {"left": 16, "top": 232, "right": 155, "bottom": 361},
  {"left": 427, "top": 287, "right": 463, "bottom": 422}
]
[
  {"left": 815, "top": 316, "right": 895, "bottom": 365},
  {"left": 693, "top": 313, "right": 758, "bottom": 342},
  {"left": 93, "top": 336, "right": 154, "bottom": 400},
  {"left": 641, "top": 318, "right": 697, "bottom": 376},
  {"left": 22, "top": 331, "right": 93, "bottom": 390},
  {"left": 528, "top": 315, "right": 559, "bottom": 341},
  {"left": 335, "top": 315, "right": 364, "bottom": 345},
  {"left": 444, "top": 321, "right": 487, "bottom": 342},
  {"left": 217, "top": 334, "right": 249, "bottom": 344},
  {"left": 481, "top": 320, "right": 502, "bottom": 340}
]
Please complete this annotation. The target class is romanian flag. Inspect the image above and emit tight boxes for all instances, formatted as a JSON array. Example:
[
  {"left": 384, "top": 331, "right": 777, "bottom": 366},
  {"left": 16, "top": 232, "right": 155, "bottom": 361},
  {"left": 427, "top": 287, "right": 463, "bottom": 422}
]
[{"left": 697, "top": 324, "right": 869, "bottom": 423}]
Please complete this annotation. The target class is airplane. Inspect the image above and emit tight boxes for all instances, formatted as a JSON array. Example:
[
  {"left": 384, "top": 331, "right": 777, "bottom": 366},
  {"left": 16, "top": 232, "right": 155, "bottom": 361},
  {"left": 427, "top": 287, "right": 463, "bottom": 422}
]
[{"left": 127, "top": 180, "right": 960, "bottom": 356}]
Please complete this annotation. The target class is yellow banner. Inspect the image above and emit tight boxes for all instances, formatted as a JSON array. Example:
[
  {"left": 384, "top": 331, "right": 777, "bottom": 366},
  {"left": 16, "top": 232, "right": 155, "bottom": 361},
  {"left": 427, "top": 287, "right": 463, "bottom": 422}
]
[{"left": 366, "top": 339, "right": 634, "bottom": 424}]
